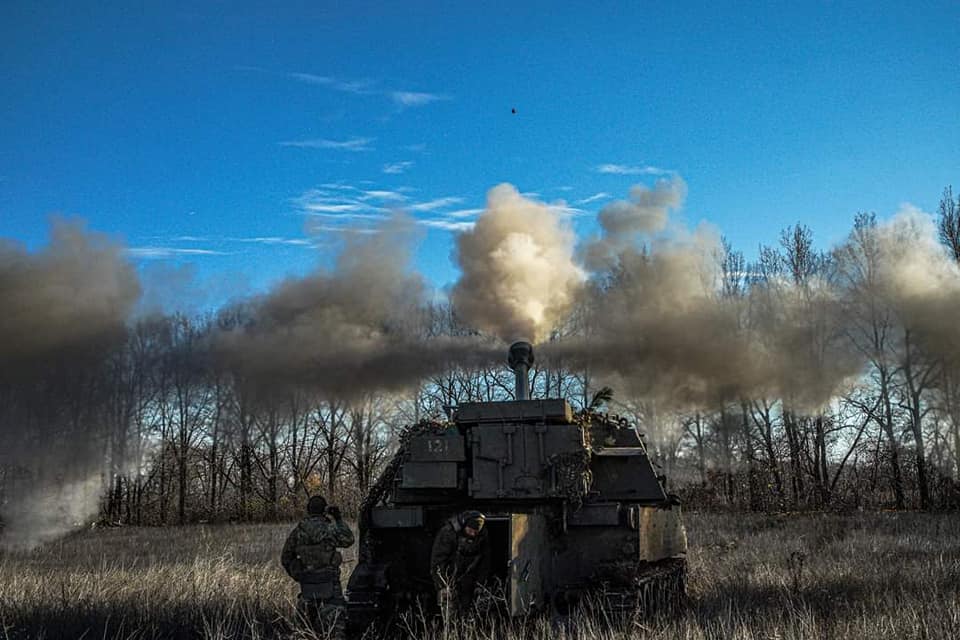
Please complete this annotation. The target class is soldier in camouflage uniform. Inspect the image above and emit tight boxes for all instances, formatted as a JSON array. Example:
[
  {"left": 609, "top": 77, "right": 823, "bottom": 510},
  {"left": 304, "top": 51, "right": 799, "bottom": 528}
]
[
  {"left": 281, "top": 495, "right": 355, "bottom": 639},
  {"left": 430, "top": 510, "right": 490, "bottom": 618}
]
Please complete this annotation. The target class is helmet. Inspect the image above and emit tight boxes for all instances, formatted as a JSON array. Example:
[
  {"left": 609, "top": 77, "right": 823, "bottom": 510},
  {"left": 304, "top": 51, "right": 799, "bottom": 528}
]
[
  {"left": 460, "top": 510, "right": 485, "bottom": 531},
  {"left": 307, "top": 495, "right": 328, "bottom": 515}
]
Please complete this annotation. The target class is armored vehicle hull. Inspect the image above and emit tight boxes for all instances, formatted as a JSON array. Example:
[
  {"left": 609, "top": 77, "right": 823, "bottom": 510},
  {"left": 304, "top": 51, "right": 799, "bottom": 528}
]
[{"left": 346, "top": 344, "right": 687, "bottom": 631}]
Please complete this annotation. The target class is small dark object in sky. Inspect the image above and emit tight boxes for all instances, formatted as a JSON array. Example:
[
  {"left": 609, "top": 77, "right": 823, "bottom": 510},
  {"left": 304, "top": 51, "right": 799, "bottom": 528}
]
[{"left": 511, "top": 107, "right": 517, "bottom": 114}]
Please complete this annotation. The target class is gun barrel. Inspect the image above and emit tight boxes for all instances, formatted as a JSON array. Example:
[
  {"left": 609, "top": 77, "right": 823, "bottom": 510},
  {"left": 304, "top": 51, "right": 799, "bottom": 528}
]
[{"left": 507, "top": 341, "right": 534, "bottom": 400}]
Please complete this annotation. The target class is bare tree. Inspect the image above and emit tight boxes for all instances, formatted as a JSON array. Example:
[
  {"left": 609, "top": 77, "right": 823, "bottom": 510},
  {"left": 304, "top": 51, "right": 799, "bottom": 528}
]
[
  {"left": 346, "top": 396, "right": 394, "bottom": 498},
  {"left": 938, "top": 186, "right": 960, "bottom": 263},
  {"left": 683, "top": 412, "right": 709, "bottom": 486},
  {"left": 935, "top": 185, "right": 960, "bottom": 478},
  {"left": 835, "top": 213, "right": 906, "bottom": 507},
  {"left": 749, "top": 398, "right": 785, "bottom": 503},
  {"left": 164, "top": 315, "right": 215, "bottom": 524},
  {"left": 899, "top": 328, "right": 938, "bottom": 509},
  {"left": 312, "top": 400, "right": 352, "bottom": 500}
]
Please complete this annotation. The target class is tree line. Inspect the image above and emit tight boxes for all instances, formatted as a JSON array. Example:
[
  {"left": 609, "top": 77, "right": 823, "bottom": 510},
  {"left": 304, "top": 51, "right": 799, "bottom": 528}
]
[{"left": 1, "top": 187, "right": 959, "bottom": 528}]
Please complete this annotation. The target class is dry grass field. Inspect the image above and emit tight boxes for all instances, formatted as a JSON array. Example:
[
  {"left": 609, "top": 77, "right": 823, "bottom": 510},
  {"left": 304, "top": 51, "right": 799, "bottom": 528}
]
[{"left": 1, "top": 512, "right": 958, "bottom": 639}]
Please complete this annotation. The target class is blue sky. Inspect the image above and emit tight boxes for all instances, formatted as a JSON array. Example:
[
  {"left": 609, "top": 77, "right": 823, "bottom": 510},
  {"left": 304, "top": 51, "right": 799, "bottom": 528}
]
[{"left": 2, "top": 1, "right": 958, "bottom": 304}]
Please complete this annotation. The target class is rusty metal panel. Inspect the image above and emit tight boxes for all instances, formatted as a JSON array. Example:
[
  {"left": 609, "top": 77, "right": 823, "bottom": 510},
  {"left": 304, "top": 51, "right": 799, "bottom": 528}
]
[
  {"left": 510, "top": 512, "right": 547, "bottom": 615},
  {"left": 637, "top": 505, "right": 687, "bottom": 561},
  {"left": 407, "top": 434, "right": 465, "bottom": 462},
  {"left": 400, "top": 462, "right": 458, "bottom": 488},
  {"left": 456, "top": 399, "right": 573, "bottom": 424},
  {"left": 370, "top": 506, "right": 424, "bottom": 528}
]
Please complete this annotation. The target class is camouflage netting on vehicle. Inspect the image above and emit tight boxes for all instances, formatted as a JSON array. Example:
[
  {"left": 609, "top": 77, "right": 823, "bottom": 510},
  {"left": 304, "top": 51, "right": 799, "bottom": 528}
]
[
  {"left": 357, "top": 419, "right": 452, "bottom": 561},
  {"left": 577, "top": 410, "right": 635, "bottom": 450},
  {"left": 532, "top": 411, "right": 596, "bottom": 508},
  {"left": 547, "top": 450, "right": 592, "bottom": 507}
]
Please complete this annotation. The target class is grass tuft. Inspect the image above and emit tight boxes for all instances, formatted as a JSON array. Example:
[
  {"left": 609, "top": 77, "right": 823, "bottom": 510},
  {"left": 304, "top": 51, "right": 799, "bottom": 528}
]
[{"left": 1, "top": 513, "right": 958, "bottom": 639}]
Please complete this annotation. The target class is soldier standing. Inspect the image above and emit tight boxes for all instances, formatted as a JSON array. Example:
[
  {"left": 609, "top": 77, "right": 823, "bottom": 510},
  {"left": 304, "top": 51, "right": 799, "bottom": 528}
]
[
  {"left": 430, "top": 510, "right": 490, "bottom": 618},
  {"left": 281, "top": 495, "right": 355, "bottom": 639}
]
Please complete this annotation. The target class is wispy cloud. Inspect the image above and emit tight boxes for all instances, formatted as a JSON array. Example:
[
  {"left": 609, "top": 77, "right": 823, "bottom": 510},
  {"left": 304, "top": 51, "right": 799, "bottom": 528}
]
[
  {"left": 293, "top": 188, "right": 388, "bottom": 219},
  {"left": 288, "top": 72, "right": 334, "bottom": 85},
  {"left": 279, "top": 137, "right": 374, "bottom": 152},
  {"left": 391, "top": 91, "right": 450, "bottom": 107},
  {"left": 287, "top": 72, "right": 375, "bottom": 95},
  {"left": 319, "top": 183, "right": 360, "bottom": 190},
  {"left": 307, "top": 224, "right": 380, "bottom": 235},
  {"left": 446, "top": 208, "right": 484, "bottom": 219},
  {"left": 576, "top": 192, "right": 612, "bottom": 205},
  {"left": 308, "top": 212, "right": 387, "bottom": 221},
  {"left": 408, "top": 197, "right": 464, "bottom": 212},
  {"left": 300, "top": 203, "right": 368, "bottom": 214},
  {"left": 595, "top": 163, "right": 669, "bottom": 176},
  {"left": 127, "top": 247, "right": 227, "bottom": 259},
  {"left": 230, "top": 236, "right": 313, "bottom": 247},
  {"left": 359, "top": 189, "right": 407, "bottom": 201},
  {"left": 419, "top": 219, "right": 475, "bottom": 232},
  {"left": 293, "top": 185, "right": 474, "bottom": 235},
  {"left": 383, "top": 161, "right": 414, "bottom": 175},
  {"left": 548, "top": 203, "right": 587, "bottom": 218},
  {"left": 242, "top": 67, "right": 450, "bottom": 111}
]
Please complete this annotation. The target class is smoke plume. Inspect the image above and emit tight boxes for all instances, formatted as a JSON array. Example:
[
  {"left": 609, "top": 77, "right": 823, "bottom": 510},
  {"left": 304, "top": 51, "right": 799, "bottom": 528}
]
[
  {"left": 551, "top": 223, "right": 770, "bottom": 408},
  {"left": 215, "top": 214, "right": 498, "bottom": 397},
  {"left": 583, "top": 176, "right": 687, "bottom": 270},
  {"left": 0, "top": 219, "right": 140, "bottom": 363},
  {"left": 548, "top": 176, "right": 863, "bottom": 411},
  {"left": 5, "top": 184, "right": 959, "bottom": 546},
  {"left": 451, "top": 184, "right": 585, "bottom": 343},
  {"left": 446, "top": 175, "right": 868, "bottom": 410},
  {"left": 0, "top": 219, "right": 140, "bottom": 548},
  {"left": 846, "top": 205, "right": 960, "bottom": 362}
]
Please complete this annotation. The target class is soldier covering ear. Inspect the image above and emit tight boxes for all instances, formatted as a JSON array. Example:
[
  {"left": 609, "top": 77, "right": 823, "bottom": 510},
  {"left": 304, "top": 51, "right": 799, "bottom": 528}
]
[{"left": 282, "top": 496, "right": 354, "bottom": 639}]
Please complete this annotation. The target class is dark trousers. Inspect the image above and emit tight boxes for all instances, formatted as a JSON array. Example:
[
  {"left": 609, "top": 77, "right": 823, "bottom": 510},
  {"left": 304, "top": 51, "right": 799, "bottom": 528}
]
[{"left": 298, "top": 575, "right": 346, "bottom": 639}]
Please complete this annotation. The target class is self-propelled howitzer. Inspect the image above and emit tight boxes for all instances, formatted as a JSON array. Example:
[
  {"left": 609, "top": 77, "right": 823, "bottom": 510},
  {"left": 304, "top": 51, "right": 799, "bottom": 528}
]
[{"left": 346, "top": 341, "right": 687, "bottom": 630}]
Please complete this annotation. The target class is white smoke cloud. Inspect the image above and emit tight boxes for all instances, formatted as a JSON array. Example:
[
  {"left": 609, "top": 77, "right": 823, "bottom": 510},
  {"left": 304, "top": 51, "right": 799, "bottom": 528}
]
[
  {"left": 1, "top": 472, "right": 102, "bottom": 550},
  {"left": 584, "top": 176, "right": 687, "bottom": 270},
  {"left": 863, "top": 203, "right": 960, "bottom": 361},
  {"left": 451, "top": 184, "right": 586, "bottom": 343}
]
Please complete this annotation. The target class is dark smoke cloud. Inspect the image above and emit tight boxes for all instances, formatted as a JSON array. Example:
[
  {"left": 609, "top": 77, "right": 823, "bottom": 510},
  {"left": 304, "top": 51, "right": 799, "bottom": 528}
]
[
  {"left": 0, "top": 219, "right": 140, "bottom": 548},
  {"left": 0, "top": 219, "right": 140, "bottom": 364},
  {"left": 215, "top": 214, "right": 499, "bottom": 397}
]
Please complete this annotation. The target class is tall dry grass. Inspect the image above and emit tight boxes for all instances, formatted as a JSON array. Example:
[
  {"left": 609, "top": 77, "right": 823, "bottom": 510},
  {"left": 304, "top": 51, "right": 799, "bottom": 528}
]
[{"left": 1, "top": 512, "right": 958, "bottom": 639}]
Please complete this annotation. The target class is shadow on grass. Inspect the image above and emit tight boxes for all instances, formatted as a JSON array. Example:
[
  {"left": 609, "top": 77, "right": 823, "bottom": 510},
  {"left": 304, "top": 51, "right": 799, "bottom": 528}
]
[
  {"left": 692, "top": 572, "right": 959, "bottom": 625},
  {"left": 2, "top": 600, "right": 295, "bottom": 640}
]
